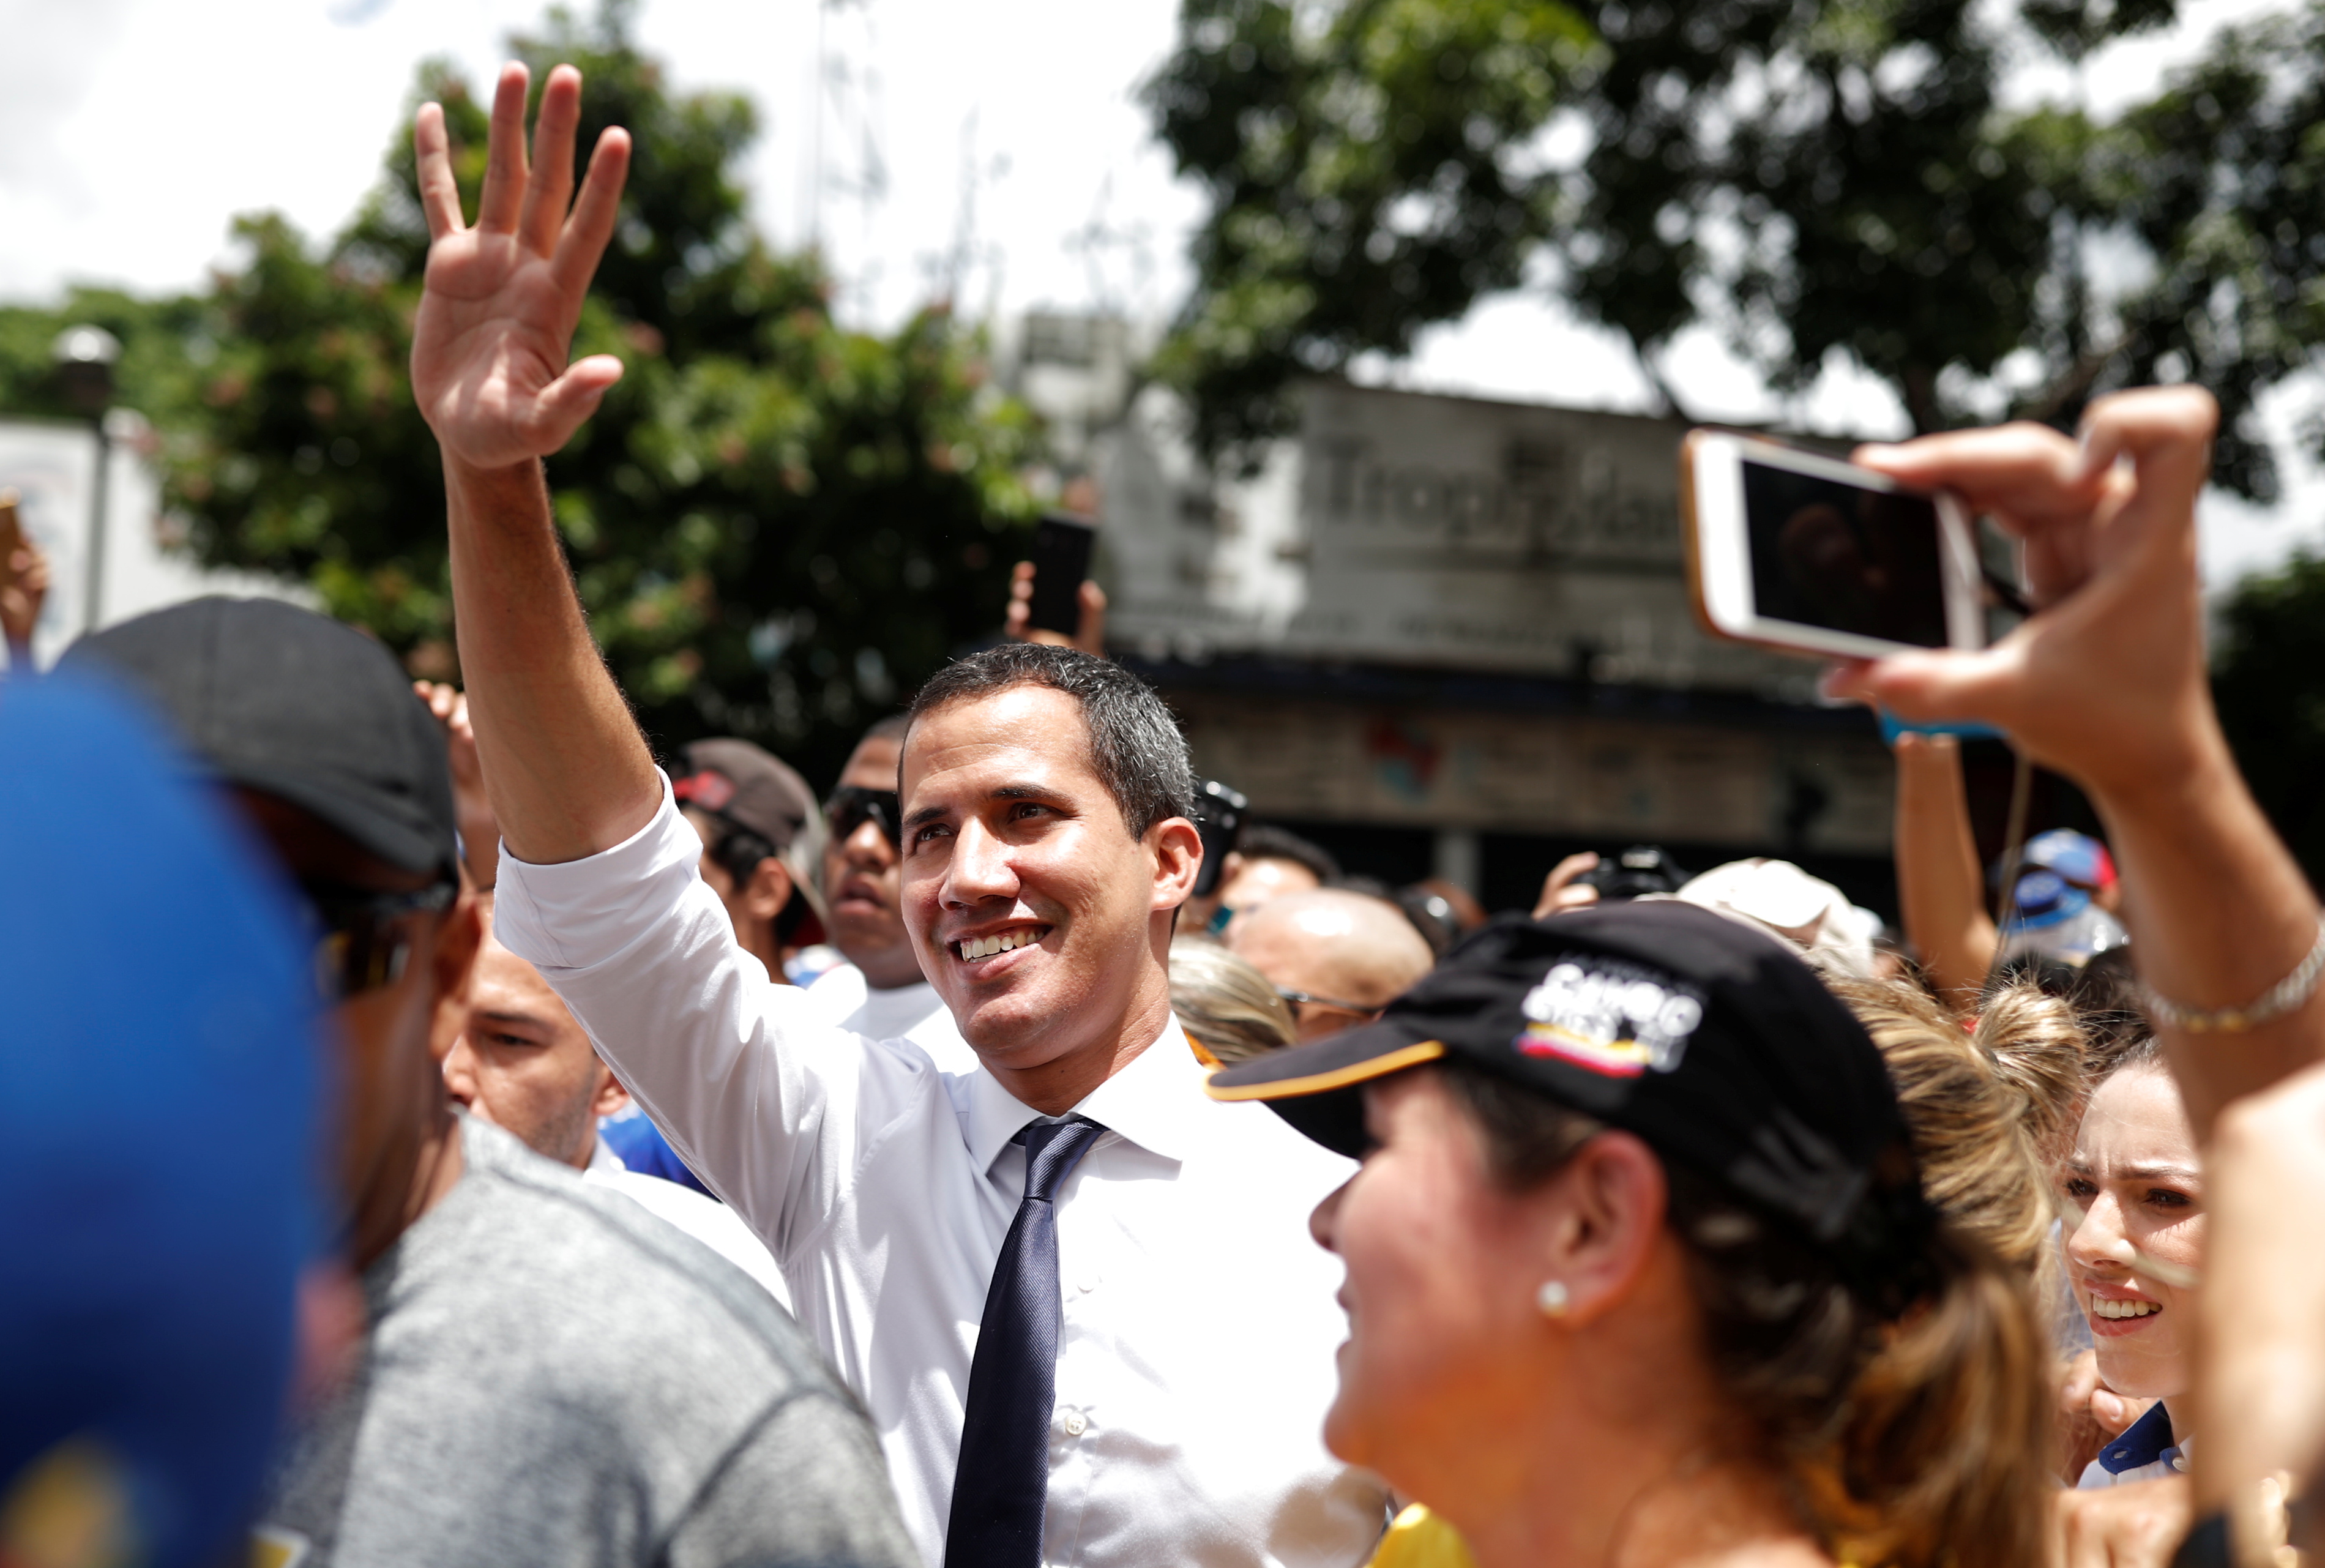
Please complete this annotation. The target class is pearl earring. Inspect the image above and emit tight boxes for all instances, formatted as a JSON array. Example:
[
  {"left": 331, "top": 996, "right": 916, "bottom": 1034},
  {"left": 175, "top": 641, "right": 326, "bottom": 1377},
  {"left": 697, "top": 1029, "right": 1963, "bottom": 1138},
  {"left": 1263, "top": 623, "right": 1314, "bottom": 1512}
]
[{"left": 1537, "top": 1280, "right": 1570, "bottom": 1318}]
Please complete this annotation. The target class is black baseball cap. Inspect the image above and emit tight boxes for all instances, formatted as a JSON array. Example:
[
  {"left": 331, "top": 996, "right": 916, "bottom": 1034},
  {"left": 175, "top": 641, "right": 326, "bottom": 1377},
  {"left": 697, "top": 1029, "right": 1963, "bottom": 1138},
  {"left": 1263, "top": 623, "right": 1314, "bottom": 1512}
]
[
  {"left": 61, "top": 597, "right": 458, "bottom": 879},
  {"left": 1207, "top": 902, "right": 1936, "bottom": 1302},
  {"left": 672, "top": 737, "right": 816, "bottom": 852}
]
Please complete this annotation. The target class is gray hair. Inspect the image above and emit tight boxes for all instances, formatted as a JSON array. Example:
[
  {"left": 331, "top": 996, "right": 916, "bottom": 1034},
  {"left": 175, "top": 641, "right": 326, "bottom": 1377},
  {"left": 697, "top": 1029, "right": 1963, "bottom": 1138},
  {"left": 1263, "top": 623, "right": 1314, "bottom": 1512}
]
[{"left": 903, "top": 643, "right": 1196, "bottom": 837}]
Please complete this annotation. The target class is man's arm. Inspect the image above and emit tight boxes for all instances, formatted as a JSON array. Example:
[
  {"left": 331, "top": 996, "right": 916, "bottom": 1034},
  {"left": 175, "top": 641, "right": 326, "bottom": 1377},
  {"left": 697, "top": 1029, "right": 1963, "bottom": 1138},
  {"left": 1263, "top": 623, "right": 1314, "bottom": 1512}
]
[
  {"left": 410, "top": 62, "right": 658, "bottom": 865},
  {"left": 1828, "top": 389, "right": 2323, "bottom": 1130}
]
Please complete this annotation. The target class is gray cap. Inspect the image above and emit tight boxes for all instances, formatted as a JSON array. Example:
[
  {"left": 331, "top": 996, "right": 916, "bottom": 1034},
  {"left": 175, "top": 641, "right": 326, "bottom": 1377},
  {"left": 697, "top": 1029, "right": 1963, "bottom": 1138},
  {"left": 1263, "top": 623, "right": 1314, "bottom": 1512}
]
[{"left": 62, "top": 597, "right": 458, "bottom": 878}]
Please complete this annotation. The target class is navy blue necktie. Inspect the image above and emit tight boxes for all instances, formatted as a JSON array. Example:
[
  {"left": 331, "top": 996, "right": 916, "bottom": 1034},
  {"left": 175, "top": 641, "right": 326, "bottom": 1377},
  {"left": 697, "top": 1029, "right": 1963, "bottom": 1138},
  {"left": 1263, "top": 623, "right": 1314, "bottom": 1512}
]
[{"left": 944, "top": 1115, "right": 1108, "bottom": 1568}]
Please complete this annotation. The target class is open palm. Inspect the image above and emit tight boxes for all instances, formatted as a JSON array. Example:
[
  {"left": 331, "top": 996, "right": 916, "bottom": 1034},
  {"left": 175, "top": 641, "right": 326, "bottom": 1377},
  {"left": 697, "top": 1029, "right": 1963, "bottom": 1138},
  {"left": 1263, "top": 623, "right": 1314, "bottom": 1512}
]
[{"left": 411, "top": 62, "right": 631, "bottom": 471}]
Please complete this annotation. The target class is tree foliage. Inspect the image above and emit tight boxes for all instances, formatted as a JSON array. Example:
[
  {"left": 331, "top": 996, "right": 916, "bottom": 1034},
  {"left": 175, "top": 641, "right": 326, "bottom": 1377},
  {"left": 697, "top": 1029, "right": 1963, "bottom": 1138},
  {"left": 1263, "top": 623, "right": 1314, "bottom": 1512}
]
[
  {"left": 1146, "top": 0, "right": 2325, "bottom": 498},
  {"left": 0, "top": 1, "right": 1039, "bottom": 782}
]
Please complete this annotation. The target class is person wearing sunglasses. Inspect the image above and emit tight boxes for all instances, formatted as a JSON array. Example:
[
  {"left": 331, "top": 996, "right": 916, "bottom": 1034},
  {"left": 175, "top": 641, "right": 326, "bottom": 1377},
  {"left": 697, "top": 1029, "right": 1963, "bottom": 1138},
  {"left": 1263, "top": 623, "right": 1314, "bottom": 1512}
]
[
  {"left": 797, "top": 715, "right": 978, "bottom": 1075},
  {"left": 1228, "top": 887, "right": 1437, "bottom": 1042},
  {"left": 64, "top": 597, "right": 914, "bottom": 1568}
]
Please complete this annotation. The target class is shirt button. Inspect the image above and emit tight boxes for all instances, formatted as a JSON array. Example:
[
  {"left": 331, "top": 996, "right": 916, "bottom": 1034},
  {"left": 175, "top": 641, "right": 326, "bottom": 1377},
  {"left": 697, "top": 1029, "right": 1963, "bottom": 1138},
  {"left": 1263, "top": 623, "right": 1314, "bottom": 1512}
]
[
  {"left": 1060, "top": 1407, "right": 1088, "bottom": 1438},
  {"left": 1077, "top": 1272, "right": 1101, "bottom": 1294}
]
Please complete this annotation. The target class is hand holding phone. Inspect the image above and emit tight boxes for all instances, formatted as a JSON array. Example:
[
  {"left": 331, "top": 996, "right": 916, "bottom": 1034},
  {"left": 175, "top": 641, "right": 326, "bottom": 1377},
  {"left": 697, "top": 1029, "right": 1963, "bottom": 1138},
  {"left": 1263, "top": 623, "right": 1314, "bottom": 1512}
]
[
  {"left": 1681, "top": 431, "right": 1986, "bottom": 662},
  {"left": 1007, "top": 514, "right": 1106, "bottom": 656},
  {"left": 1818, "top": 389, "right": 2217, "bottom": 803}
]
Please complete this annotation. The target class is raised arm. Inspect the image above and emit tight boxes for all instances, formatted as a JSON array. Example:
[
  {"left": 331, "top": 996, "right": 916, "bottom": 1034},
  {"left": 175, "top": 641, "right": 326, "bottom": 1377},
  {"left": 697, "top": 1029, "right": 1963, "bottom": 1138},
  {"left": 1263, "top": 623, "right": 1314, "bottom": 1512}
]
[
  {"left": 1890, "top": 733, "right": 1997, "bottom": 1009},
  {"left": 411, "top": 62, "right": 659, "bottom": 865},
  {"left": 1827, "top": 389, "right": 2322, "bottom": 1131}
]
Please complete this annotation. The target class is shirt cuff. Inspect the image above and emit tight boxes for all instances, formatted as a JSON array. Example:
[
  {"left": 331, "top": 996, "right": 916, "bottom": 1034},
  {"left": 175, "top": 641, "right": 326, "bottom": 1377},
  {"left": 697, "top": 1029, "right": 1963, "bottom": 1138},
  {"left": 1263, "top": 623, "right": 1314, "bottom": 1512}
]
[{"left": 493, "top": 772, "right": 698, "bottom": 973}]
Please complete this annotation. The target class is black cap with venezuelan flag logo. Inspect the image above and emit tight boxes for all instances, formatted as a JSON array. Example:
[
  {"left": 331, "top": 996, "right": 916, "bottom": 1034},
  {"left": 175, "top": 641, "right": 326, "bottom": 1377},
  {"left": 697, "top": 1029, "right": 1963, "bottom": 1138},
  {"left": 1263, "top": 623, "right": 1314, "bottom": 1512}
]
[{"left": 1206, "top": 902, "right": 1936, "bottom": 1302}]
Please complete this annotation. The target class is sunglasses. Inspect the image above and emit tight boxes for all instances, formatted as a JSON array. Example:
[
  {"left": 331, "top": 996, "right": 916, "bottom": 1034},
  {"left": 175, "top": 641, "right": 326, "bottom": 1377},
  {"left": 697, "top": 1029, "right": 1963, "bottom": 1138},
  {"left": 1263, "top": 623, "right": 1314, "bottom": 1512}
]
[
  {"left": 300, "top": 878, "right": 458, "bottom": 1001},
  {"left": 1274, "top": 985, "right": 1382, "bottom": 1022},
  {"left": 827, "top": 785, "right": 901, "bottom": 845}
]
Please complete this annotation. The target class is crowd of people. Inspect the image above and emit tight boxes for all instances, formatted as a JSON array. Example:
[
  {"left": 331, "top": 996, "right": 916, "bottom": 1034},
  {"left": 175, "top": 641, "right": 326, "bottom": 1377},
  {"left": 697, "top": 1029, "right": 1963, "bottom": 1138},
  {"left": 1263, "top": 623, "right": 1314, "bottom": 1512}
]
[{"left": 9, "top": 55, "right": 2325, "bottom": 1568}]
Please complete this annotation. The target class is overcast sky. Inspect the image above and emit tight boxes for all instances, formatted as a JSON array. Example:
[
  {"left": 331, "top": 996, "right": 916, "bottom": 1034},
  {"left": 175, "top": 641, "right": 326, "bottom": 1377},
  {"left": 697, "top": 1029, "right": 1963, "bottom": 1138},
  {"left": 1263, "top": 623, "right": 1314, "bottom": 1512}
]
[{"left": 2, "top": 0, "right": 2318, "bottom": 585}]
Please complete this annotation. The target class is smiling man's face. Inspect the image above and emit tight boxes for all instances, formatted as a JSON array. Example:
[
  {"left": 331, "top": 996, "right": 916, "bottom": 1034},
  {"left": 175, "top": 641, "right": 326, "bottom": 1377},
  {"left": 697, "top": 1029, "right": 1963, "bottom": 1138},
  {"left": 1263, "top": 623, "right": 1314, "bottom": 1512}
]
[{"left": 899, "top": 685, "right": 1189, "bottom": 1086}]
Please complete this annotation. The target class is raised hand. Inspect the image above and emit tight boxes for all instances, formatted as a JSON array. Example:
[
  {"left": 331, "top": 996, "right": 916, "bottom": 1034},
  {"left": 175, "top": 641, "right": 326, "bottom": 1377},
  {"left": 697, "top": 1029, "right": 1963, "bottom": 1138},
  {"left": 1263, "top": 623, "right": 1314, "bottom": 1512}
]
[
  {"left": 1, "top": 529, "right": 50, "bottom": 657},
  {"left": 1822, "top": 387, "right": 2217, "bottom": 803},
  {"left": 1532, "top": 853, "right": 1601, "bottom": 919},
  {"left": 1004, "top": 561, "right": 1109, "bottom": 657},
  {"left": 414, "top": 681, "right": 500, "bottom": 889},
  {"left": 411, "top": 62, "right": 632, "bottom": 471}
]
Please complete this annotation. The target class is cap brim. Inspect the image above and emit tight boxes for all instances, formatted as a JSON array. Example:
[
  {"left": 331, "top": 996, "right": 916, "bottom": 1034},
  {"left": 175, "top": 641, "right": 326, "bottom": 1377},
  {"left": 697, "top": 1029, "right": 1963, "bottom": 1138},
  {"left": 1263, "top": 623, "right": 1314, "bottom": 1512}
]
[{"left": 1204, "top": 1021, "right": 1446, "bottom": 1158}]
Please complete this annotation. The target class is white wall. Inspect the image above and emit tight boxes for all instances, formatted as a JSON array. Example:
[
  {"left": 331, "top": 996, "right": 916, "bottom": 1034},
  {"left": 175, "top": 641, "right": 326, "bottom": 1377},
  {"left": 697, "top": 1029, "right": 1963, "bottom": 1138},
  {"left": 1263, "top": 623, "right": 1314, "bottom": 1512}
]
[{"left": 0, "top": 414, "right": 312, "bottom": 671}]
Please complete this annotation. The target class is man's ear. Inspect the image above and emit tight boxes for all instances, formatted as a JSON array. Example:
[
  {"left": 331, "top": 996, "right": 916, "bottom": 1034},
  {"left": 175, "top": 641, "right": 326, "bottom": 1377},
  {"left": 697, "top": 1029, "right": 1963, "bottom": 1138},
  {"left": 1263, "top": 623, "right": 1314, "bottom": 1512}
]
[
  {"left": 426, "top": 888, "right": 487, "bottom": 1062},
  {"left": 744, "top": 857, "right": 794, "bottom": 925},
  {"left": 1545, "top": 1131, "right": 1668, "bottom": 1327},
  {"left": 590, "top": 1057, "right": 632, "bottom": 1120},
  {"left": 1146, "top": 816, "right": 1204, "bottom": 913}
]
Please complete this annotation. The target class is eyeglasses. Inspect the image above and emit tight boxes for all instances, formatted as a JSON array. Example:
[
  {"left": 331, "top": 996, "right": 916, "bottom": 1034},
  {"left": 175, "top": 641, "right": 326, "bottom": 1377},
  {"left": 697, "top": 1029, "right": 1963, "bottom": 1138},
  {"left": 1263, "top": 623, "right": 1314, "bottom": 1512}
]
[
  {"left": 827, "top": 785, "right": 901, "bottom": 845},
  {"left": 300, "top": 878, "right": 458, "bottom": 1001},
  {"left": 1274, "top": 985, "right": 1382, "bottom": 1022}
]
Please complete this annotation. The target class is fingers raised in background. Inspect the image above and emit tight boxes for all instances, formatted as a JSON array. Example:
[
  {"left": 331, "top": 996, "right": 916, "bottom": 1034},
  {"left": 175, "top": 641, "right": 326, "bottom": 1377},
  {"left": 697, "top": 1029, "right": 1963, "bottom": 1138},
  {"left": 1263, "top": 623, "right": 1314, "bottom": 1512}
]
[
  {"left": 1534, "top": 853, "right": 1602, "bottom": 920},
  {"left": 1003, "top": 561, "right": 1034, "bottom": 640},
  {"left": 1072, "top": 580, "right": 1108, "bottom": 659},
  {"left": 1006, "top": 560, "right": 1110, "bottom": 655}
]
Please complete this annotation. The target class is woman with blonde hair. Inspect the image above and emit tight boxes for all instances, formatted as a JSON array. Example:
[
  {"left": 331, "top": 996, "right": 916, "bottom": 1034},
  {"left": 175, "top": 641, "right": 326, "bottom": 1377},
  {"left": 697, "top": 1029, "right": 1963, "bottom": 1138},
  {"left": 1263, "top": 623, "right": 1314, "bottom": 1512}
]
[
  {"left": 1209, "top": 903, "right": 2050, "bottom": 1568},
  {"left": 1832, "top": 976, "right": 2087, "bottom": 1274},
  {"left": 1170, "top": 936, "right": 1297, "bottom": 1064}
]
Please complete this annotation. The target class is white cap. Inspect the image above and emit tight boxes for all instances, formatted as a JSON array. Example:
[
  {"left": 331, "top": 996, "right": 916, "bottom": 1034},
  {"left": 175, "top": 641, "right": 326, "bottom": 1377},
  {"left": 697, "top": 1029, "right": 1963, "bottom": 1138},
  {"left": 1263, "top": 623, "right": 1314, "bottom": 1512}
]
[{"left": 1664, "top": 858, "right": 1878, "bottom": 980}]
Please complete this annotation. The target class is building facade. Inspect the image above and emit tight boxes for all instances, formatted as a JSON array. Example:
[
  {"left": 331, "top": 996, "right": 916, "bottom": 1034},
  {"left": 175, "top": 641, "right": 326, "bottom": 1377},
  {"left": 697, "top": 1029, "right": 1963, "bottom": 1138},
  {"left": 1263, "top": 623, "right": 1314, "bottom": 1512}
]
[{"left": 998, "top": 319, "right": 1902, "bottom": 914}]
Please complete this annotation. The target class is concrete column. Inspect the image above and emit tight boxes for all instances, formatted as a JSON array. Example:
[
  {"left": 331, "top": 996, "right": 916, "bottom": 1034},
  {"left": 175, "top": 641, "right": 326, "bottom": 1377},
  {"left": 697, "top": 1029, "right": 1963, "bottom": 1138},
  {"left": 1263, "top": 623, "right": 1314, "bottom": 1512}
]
[{"left": 1431, "top": 827, "right": 1480, "bottom": 898}]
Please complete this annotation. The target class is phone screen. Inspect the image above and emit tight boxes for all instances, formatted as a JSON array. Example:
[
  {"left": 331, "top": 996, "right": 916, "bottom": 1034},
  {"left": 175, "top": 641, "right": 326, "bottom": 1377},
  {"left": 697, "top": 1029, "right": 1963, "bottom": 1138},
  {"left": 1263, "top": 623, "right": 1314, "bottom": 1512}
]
[
  {"left": 1742, "top": 457, "right": 1949, "bottom": 649},
  {"left": 1026, "top": 516, "right": 1096, "bottom": 636}
]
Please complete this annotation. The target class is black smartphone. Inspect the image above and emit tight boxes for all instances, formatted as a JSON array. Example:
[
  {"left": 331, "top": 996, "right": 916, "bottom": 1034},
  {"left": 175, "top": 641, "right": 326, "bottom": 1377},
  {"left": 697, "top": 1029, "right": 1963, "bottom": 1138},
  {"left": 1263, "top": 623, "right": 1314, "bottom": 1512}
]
[
  {"left": 1189, "top": 778, "right": 1248, "bottom": 899},
  {"left": 1025, "top": 515, "right": 1097, "bottom": 637}
]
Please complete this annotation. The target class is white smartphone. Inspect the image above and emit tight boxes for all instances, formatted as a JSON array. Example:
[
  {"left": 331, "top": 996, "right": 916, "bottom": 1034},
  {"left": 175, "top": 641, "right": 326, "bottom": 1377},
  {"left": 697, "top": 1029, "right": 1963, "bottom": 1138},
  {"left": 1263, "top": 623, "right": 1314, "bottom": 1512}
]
[{"left": 1679, "top": 430, "right": 1985, "bottom": 660}]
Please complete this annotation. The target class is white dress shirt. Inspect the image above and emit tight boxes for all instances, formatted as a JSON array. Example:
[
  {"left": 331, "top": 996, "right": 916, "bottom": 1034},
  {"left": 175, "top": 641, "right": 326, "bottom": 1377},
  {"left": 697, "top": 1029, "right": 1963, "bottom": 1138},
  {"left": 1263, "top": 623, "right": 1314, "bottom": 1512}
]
[
  {"left": 583, "top": 1137, "right": 793, "bottom": 1312},
  {"left": 802, "top": 961, "right": 981, "bottom": 1077},
  {"left": 496, "top": 779, "right": 1387, "bottom": 1568}
]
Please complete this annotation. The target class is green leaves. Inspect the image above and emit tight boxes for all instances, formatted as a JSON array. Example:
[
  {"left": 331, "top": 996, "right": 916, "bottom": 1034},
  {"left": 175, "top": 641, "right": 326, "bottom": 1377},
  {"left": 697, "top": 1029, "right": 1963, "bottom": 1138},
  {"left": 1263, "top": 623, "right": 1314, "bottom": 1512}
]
[
  {"left": 0, "top": 0, "right": 1039, "bottom": 782},
  {"left": 1146, "top": 0, "right": 2325, "bottom": 497},
  {"left": 1146, "top": 0, "right": 1592, "bottom": 455}
]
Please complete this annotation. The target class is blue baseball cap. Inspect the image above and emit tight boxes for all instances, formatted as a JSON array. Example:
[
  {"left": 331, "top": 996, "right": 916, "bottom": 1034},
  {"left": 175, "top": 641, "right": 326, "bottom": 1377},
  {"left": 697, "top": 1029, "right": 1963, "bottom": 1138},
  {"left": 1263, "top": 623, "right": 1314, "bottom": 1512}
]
[{"left": 0, "top": 672, "right": 323, "bottom": 1567}]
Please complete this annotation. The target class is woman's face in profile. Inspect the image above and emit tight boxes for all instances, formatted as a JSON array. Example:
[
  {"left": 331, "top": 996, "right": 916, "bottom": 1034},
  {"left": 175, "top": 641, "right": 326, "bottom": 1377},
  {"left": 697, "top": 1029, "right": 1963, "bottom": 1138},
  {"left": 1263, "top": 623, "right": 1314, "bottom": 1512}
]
[
  {"left": 2062, "top": 1063, "right": 2204, "bottom": 1400},
  {"left": 1307, "top": 1069, "right": 1562, "bottom": 1490}
]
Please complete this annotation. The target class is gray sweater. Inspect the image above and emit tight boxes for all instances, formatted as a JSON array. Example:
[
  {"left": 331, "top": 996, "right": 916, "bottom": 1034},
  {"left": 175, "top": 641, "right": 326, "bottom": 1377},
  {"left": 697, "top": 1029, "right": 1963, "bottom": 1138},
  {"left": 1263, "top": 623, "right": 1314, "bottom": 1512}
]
[{"left": 258, "top": 1116, "right": 916, "bottom": 1568}]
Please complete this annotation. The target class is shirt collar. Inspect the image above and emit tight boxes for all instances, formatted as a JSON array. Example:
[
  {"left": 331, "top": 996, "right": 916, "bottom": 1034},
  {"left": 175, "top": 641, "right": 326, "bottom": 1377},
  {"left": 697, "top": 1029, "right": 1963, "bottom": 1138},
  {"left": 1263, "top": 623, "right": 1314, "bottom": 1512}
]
[
  {"left": 965, "top": 1014, "right": 1209, "bottom": 1176},
  {"left": 2098, "top": 1400, "right": 2177, "bottom": 1474},
  {"left": 586, "top": 1137, "right": 625, "bottom": 1174}
]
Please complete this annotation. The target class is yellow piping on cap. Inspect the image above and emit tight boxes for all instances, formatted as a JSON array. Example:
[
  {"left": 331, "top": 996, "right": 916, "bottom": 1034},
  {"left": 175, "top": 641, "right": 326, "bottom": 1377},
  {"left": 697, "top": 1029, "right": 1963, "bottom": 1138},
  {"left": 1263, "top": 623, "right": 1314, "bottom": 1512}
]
[{"left": 1204, "top": 1039, "right": 1447, "bottom": 1102}]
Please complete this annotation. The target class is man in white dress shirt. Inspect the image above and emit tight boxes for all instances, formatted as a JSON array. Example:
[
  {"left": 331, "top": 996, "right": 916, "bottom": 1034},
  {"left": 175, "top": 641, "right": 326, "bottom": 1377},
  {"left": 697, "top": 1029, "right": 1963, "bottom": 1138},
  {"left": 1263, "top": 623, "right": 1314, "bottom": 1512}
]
[
  {"left": 802, "top": 716, "right": 979, "bottom": 1075},
  {"left": 407, "top": 61, "right": 1387, "bottom": 1568}
]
